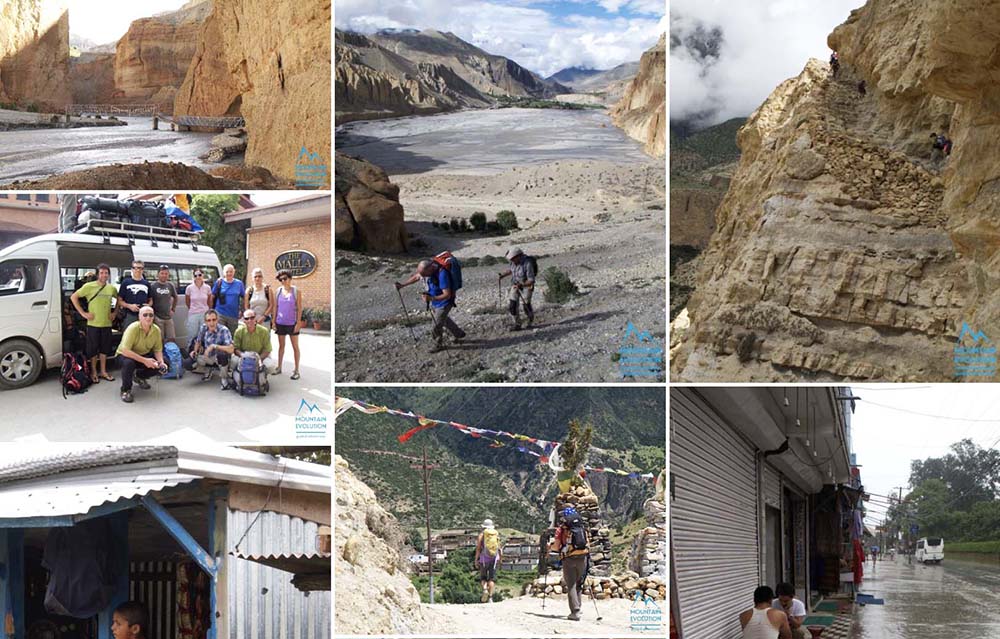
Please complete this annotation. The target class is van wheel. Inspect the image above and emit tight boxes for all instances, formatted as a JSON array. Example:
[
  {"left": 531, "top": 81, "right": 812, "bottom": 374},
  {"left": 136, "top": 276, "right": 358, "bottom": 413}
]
[{"left": 0, "top": 340, "right": 43, "bottom": 389}]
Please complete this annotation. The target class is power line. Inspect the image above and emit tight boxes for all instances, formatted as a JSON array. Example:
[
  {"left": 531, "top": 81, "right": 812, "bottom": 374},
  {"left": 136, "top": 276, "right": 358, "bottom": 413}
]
[{"left": 860, "top": 398, "right": 1000, "bottom": 423}]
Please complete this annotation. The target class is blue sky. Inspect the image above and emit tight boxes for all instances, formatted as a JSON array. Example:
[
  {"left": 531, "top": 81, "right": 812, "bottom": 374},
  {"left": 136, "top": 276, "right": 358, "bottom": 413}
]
[{"left": 336, "top": 0, "right": 666, "bottom": 77}]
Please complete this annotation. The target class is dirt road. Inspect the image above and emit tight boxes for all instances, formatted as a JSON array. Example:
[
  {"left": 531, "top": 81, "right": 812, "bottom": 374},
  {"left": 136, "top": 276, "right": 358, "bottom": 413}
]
[{"left": 419, "top": 594, "right": 665, "bottom": 636}]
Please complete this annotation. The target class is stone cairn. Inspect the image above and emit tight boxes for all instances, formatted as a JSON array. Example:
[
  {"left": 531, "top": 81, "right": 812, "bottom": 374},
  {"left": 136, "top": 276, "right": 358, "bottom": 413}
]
[
  {"left": 629, "top": 498, "right": 666, "bottom": 578},
  {"left": 554, "top": 484, "right": 612, "bottom": 577},
  {"left": 524, "top": 572, "right": 666, "bottom": 601}
]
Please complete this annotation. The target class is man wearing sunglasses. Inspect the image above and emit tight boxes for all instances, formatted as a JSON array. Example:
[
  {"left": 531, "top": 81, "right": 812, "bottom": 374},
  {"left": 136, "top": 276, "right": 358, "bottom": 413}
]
[
  {"left": 184, "top": 309, "right": 234, "bottom": 381},
  {"left": 115, "top": 305, "right": 166, "bottom": 403}
]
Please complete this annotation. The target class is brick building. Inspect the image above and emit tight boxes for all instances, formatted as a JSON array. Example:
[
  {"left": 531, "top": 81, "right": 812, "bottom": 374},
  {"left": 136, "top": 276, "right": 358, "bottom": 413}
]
[
  {"left": 0, "top": 194, "right": 59, "bottom": 250},
  {"left": 224, "top": 195, "right": 331, "bottom": 311}
]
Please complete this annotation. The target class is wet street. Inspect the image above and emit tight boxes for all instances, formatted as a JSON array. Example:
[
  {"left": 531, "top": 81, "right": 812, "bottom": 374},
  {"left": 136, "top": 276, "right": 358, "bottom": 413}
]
[
  {"left": 0, "top": 117, "right": 218, "bottom": 182},
  {"left": 851, "top": 553, "right": 1000, "bottom": 637}
]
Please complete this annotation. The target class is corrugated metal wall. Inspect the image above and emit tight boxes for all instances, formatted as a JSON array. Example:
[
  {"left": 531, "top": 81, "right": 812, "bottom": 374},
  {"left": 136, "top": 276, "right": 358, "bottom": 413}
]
[
  {"left": 671, "top": 389, "right": 760, "bottom": 639},
  {"left": 129, "top": 561, "right": 177, "bottom": 639},
  {"left": 226, "top": 509, "right": 331, "bottom": 639},
  {"left": 763, "top": 464, "right": 782, "bottom": 510}
]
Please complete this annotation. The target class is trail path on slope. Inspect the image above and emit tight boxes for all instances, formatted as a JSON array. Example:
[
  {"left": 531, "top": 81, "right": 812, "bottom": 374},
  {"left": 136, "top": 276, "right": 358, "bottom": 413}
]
[{"left": 419, "top": 595, "right": 664, "bottom": 636}]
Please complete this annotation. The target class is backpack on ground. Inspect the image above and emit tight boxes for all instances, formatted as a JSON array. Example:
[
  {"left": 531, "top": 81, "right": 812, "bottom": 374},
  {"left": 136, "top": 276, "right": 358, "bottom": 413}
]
[
  {"left": 566, "top": 516, "right": 589, "bottom": 552},
  {"left": 433, "top": 251, "right": 463, "bottom": 291},
  {"left": 481, "top": 529, "right": 500, "bottom": 562},
  {"left": 60, "top": 352, "right": 92, "bottom": 398},
  {"left": 161, "top": 342, "right": 183, "bottom": 379},
  {"left": 234, "top": 352, "right": 268, "bottom": 397}
]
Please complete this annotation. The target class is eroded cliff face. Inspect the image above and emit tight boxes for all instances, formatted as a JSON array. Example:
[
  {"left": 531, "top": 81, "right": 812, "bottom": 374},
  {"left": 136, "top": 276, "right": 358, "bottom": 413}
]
[
  {"left": 175, "top": 0, "right": 331, "bottom": 184},
  {"left": 335, "top": 152, "right": 407, "bottom": 253},
  {"left": 673, "top": 0, "right": 1000, "bottom": 382},
  {"left": 611, "top": 34, "right": 665, "bottom": 158},
  {"left": 69, "top": 52, "right": 115, "bottom": 105},
  {"left": 112, "top": 0, "right": 211, "bottom": 112},
  {"left": 0, "top": 0, "right": 71, "bottom": 109}
]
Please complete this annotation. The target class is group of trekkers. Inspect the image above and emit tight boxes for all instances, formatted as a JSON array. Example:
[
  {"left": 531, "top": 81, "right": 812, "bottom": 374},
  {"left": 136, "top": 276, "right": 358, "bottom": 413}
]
[
  {"left": 830, "top": 49, "right": 955, "bottom": 164},
  {"left": 740, "top": 583, "right": 808, "bottom": 639},
  {"left": 395, "top": 247, "right": 538, "bottom": 353},
  {"left": 69, "top": 260, "right": 305, "bottom": 402},
  {"left": 473, "top": 506, "right": 592, "bottom": 621}
]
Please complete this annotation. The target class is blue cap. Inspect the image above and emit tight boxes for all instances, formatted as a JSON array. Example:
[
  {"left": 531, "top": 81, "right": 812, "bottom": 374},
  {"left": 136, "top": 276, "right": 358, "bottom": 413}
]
[{"left": 562, "top": 506, "right": 578, "bottom": 518}]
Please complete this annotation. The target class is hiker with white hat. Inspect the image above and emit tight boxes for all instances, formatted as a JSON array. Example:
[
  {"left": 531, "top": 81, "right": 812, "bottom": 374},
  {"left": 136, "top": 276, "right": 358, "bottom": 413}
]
[
  {"left": 498, "top": 247, "right": 537, "bottom": 331},
  {"left": 475, "top": 518, "right": 502, "bottom": 603}
]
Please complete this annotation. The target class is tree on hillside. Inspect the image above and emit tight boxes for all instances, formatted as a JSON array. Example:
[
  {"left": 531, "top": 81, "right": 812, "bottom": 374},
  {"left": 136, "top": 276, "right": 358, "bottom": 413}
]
[
  {"left": 190, "top": 195, "right": 248, "bottom": 279},
  {"left": 909, "top": 439, "right": 1000, "bottom": 511}
]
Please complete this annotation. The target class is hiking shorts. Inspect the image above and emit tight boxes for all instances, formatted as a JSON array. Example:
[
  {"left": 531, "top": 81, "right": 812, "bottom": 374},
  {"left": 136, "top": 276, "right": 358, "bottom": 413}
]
[
  {"left": 85, "top": 326, "right": 114, "bottom": 358},
  {"left": 478, "top": 560, "right": 497, "bottom": 582},
  {"left": 275, "top": 322, "right": 299, "bottom": 336}
]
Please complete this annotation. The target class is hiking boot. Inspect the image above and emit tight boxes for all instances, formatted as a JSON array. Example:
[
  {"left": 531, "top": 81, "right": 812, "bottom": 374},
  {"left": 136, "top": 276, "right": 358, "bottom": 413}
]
[
  {"left": 567, "top": 613, "right": 581, "bottom": 621},
  {"left": 121, "top": 390, "right": 134, "bottom": 403},
  {"left": 136, "top": 378, "right": 151, "bottom": 390},
  {"left": 429, "top": 342, "right": 445, "bottom": 354},
  {"left": 526, "top": 317, "right": 534, "bottom": 329},
  {"left": 202, "top": 370, "right": 214, "bottom": 382},
  {"left": 481, "top": 591, "right": 489, "bottom": 603}
]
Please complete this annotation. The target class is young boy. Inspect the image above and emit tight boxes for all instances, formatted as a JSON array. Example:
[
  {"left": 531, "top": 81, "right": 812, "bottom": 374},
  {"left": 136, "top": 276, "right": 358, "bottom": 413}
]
[{"left": 111, "top": 601, "right": 149, "bottom": 639}]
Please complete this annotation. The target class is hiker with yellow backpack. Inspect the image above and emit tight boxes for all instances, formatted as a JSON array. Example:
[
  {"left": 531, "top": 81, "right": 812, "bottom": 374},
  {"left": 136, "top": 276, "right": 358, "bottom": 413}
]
[{"left": 475, "top": 518, "right": 502, "bottom": 603}]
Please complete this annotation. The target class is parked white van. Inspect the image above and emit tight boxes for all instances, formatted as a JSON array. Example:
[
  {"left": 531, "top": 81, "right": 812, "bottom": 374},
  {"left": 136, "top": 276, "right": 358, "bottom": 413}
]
[
  {"left": 915, "top": 537, "right": 944, "bottom": 564},
  {"left": 0, "top": 227, "right": 222, "bottom": 389}
]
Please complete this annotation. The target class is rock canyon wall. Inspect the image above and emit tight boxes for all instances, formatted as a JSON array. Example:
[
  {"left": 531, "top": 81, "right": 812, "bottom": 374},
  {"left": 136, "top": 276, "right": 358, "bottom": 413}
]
[
  {"left": 611, "top": 34, "right": 665, "bottom": 158},
  {"left": 0, "top": 0, "right": 71, "bottom": 109},
  {"left": 175, "top": 0, "right": 332, "bottom": 185},
  {"left": 674, "top": 0, "right": 1000, "bottom": 382}
]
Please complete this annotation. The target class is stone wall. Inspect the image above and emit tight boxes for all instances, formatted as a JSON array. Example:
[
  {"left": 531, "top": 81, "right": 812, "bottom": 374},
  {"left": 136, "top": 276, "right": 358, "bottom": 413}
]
[
  {"left": 629, "top": 499, "right": 666, "bottom": 578},
  {"left": 554, "top": 485, "right": 612, "bottom": 577},
  {"left": 525, "top": 573, "right": 666, "bottom": 601}
]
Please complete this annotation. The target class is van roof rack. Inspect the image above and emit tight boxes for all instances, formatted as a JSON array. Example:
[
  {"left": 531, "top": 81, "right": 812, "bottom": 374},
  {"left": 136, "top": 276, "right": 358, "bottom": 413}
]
[{"left": 74, "top": 218, "right": 202, "bottom": 249}]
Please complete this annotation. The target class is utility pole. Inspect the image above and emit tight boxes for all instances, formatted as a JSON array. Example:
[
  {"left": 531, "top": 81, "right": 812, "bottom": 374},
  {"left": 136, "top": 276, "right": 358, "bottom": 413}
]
[{"left": 411, "top": 446, "right": 439, "bottom": 604}]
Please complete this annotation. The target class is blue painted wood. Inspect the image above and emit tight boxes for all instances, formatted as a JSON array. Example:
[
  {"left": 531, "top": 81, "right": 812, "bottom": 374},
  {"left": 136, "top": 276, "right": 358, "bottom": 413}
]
[
  {"left": 9, "top": 530, "right": 24, "bottom": 639},
  {"left": 208, "top": 496, "right": 218, "bottom": 639},
  {"left": 97, "top": 512, "right": 130, "bottom": 639},
  {"left": 140, "top": 495, "right": 216, "bottom": 575}
]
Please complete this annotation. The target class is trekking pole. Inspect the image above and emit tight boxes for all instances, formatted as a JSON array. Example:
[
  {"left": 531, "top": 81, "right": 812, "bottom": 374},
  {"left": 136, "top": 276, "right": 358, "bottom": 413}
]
[
  {"left": 586, "top": 576, "right": 603, "bottom": 621},
  {"left": 395, "top": 287, "right": 418, "bottom": 344},
  {"left": 498, "top": 275, "right": 502, "bottom": 309}
]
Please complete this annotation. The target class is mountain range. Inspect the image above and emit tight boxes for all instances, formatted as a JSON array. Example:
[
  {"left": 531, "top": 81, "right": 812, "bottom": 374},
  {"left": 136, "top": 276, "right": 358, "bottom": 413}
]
[
  {"left": 334, "top": 387, "right": 665, "bottom": 533},
  {"left": 335, "top": 28, "right": 572, "bottom": 124}
]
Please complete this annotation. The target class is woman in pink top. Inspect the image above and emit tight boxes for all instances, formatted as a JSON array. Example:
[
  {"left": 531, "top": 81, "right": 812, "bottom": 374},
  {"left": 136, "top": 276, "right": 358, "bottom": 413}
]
[{"left": 185, "top": 270, "right": 212, "bottom": 341}]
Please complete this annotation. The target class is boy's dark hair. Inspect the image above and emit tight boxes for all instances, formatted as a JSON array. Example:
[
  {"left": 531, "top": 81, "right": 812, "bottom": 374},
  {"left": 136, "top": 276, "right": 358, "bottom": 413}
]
[
  {"left": 753, "top": 585, "right": 775, "bottom": 605},
  {"left": 775, "top": 582, "right": 795, "bottom": 597},
  {"left": 114, "top": 600, "right": 148, "bottom": 635},
  {"left": 96, "top": 263, "right": 111, "bottom": 275}
]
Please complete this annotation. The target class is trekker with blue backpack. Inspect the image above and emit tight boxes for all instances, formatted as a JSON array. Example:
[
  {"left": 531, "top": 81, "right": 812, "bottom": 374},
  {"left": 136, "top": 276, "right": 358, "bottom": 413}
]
[
  {"left": 395, "top": 252, "right": 466, "bottom": 353},
  {"left": 224, "top": 309, "right": 276, "bottom": 395}
]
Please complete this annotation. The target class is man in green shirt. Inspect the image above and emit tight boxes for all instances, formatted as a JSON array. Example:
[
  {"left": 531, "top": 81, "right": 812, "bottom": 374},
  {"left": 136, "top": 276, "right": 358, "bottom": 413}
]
[
  {"left": 70, "top": 263, "right": 118, "bottom": 383},
  {"left": 227, "top": 309, "right": 277, "bottom": 389},
  {"left": 115, "top": 306, "right": 166, "bottom": 403}
]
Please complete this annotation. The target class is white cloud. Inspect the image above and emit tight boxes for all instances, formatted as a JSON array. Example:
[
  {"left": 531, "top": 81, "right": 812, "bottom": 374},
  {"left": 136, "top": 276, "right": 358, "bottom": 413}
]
[
  {"left": 670, "top": 0, "right": 865, "bottom": 127},
  {"left": 336, "top": 0, "right": 665, "bottom": 77},
  {"left": 65, "top": 0, "right": 188, "bottom": 45}
]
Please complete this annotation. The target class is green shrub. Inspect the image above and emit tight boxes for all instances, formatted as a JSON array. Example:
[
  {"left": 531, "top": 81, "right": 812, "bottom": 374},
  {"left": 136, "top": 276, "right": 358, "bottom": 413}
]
[
  {"left": 26, "top": 103, "right": 39, "bottom": 113},
  {"left": 485, "top": 220, "right": 505, "bottom": 235},
  {"left": 463, "top": 256, "right": 480, "bottom": 267},
  {"left": 449, "top": 218, "right": 461, "bottom": 232},
  {"left": 459, "top": 219, "right": 469, "bottom": 232},
  {"left": 543, "top": 267, "right": 579, "bottom": 303},
  {"left": 470, "top": 212, "right": 487, "bottom": 232},
  {"left": 431, "top": 221, "right": 440, "bottom": 228},
  {"left": 480, "top": 255, "right": 499, "bottom": 266},
  {"left": 438, "top": 549, "right": 481, "bottom": 604},
  {"left": 496, "top": 210, "right": 519, "bottom": 231}
]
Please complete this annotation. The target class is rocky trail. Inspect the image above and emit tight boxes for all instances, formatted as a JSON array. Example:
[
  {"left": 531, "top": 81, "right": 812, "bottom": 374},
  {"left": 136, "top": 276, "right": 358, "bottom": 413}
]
[{"left": 335, "top": 160, "right": 665, "bottom": 383}]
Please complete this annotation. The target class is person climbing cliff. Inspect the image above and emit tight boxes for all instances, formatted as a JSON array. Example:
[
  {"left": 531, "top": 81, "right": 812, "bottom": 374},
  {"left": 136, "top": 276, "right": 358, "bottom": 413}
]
[{"left": 829, "top": 51, "right": 841, "bottom": 77}]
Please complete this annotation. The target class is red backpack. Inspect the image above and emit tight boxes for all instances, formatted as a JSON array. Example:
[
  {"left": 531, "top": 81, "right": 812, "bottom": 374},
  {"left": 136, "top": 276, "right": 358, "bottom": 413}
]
[{"left": 61, "top": 352, "right": 92, "bottom": 398}]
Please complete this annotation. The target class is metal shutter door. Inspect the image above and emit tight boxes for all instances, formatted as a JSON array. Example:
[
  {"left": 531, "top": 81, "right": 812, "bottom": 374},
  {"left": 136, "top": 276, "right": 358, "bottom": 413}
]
[
  {"left": 672, "top": 389, "right": 759, "bottom": 639},
  {"left": 763, "top": 463, "right": 782, "bottom": 509}
]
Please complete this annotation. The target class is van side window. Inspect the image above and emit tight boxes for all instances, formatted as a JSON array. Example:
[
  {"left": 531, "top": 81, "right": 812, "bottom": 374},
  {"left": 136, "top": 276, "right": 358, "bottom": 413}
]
[{"left": 0, "top": 260, "right": 47, "bottom": 296}]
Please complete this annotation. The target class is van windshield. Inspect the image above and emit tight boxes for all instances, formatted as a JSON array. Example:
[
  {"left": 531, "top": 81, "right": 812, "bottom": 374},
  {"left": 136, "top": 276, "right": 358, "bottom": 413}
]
[{"left": 927, "top": 538, "right": 942, "bottom": 547}]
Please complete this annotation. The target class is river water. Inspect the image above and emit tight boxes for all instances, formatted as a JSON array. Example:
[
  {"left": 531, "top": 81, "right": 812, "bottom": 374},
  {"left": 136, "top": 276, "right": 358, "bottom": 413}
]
[
  {"left": 851, "top": 553, "right": 1000, "bottom": 638},
  {"left": 0, "top": 117, "right": 217, "bottom": 182},
  {"left": 335, "top": 107, "right": 656, "bottom": 175}
]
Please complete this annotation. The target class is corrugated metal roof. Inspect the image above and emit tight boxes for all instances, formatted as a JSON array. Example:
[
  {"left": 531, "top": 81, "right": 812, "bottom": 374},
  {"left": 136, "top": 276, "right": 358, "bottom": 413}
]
[
  {"left": 0, "top": 446, "right": 178, "bottom": 484},
  {"left": 0, "top": 467, "right": 199, "bottom": 519}
]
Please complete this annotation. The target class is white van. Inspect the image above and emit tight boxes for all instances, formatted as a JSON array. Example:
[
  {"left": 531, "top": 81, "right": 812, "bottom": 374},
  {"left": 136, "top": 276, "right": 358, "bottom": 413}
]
[
  {"left": 916, "top": 537, "right": 944, "bottom": 564},
  {"left": 0, "top": 227, "right": 222, "bottom": 390}
]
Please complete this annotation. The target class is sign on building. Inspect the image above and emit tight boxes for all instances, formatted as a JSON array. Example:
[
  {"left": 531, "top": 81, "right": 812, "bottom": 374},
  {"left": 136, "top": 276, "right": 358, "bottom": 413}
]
[{"left": 275, "top": 250, "right": 317, "bottom": 278}]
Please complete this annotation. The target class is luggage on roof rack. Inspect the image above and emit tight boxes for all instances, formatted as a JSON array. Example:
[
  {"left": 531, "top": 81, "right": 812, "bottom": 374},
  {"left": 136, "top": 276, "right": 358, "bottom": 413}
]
[{"left": 73, "top": 217, "right": 202, "bottom": 244}]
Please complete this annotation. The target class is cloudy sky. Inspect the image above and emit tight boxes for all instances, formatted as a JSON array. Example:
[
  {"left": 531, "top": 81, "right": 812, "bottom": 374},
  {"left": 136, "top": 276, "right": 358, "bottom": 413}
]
[
  {"left": 65, "top": 0, "right": 188, "bottom": 46},
  {"left": 850, "top": 385, "right": 1000, "bottom": 529},
  {"left": 336, "top": 0, "right": 666, "bottom": 78},
  {"left": 670, "top": 0, "right": 865, "bottom": 128}
]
